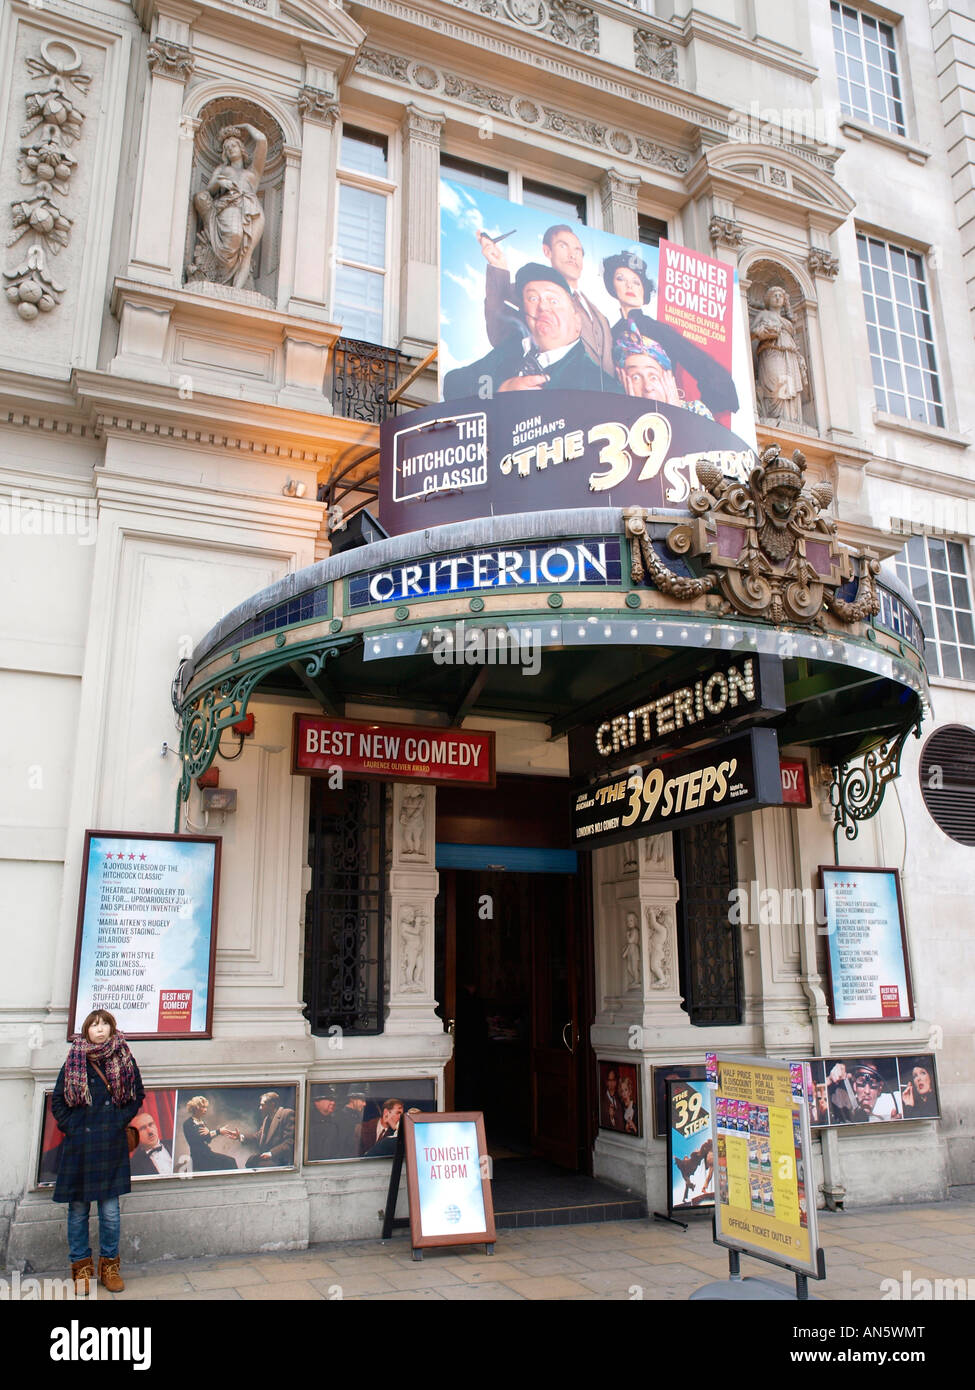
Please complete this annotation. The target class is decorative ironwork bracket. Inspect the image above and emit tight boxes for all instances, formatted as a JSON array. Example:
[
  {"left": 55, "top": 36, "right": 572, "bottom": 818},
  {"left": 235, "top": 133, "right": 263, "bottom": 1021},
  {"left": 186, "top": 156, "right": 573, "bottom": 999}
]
[
  {"left": 829, "top": 717, "right": 922, "bottom": 860},
  {"left": 173, "top": 635, "right": 356, "bottom": 829}
]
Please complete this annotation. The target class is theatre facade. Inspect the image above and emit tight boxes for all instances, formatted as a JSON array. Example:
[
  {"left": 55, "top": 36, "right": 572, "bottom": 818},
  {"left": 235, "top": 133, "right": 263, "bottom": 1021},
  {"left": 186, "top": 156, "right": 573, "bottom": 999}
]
[{"left": 2, "top": 0, "right": 973, "bottom": 1265}]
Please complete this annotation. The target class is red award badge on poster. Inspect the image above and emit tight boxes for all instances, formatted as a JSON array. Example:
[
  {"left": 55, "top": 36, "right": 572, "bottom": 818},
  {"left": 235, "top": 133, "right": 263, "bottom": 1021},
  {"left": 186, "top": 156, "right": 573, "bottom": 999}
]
[
  {"left": 879, "top": 985, "right": 901, "bottom": 1019},
  {"left": 158, "top": 990, "right": 192, "bottom": 1032}
]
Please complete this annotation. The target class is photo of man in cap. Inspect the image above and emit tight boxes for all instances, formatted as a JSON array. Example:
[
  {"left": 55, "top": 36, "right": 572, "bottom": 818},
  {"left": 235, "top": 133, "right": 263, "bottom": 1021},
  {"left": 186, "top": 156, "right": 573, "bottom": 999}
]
[
  {"left": 443, "top": 261, "right": 621, "bottom": 399},
  {"left": 478, "top": 223, "right": 616, "bottom": 378},
  {"left": 827, "top": 1060, "right": 902, "bottom": 1123}
]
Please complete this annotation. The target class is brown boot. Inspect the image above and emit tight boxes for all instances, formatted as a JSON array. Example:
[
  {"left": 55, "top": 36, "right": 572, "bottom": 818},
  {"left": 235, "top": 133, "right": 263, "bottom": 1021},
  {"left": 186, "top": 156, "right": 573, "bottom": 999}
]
[
  {"left": 71, "top": 1257, "right": 94, "bottom": 1294},
  {"left": 98, "top": 1256, "right": 125, "bottom": 1292}
]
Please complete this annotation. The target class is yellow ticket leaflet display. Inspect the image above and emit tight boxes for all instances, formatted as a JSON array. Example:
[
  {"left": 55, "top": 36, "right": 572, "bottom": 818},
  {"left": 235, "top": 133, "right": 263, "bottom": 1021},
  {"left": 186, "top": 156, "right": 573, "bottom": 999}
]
[{"left": 711, "top": 1055, "right": 825, "bottom": 1281}]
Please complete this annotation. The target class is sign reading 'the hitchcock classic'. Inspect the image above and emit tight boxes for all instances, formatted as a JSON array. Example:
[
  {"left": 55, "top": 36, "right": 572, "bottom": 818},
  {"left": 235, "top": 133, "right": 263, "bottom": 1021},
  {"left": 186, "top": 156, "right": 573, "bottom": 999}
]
[
  {"left": 568, "top": 655, "right": 785, "bottom": 777},
  {"left": 292, "top": 715, "right": 495, "bottom": 787},
  {"left": 572, "top": 728, "right": 782, "bottom": 850}
]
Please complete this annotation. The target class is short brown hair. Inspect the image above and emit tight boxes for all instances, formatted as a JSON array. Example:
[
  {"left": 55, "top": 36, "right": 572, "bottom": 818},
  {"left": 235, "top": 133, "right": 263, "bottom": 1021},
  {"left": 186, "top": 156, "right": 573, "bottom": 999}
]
[{"left": 80, "top": 1009, "right": 117, "bottom": 1039}]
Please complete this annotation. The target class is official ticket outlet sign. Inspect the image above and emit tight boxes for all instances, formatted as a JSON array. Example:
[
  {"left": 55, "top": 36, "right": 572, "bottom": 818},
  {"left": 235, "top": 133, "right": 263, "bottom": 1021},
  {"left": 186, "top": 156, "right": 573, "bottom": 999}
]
[
  {"left": 711, "top": 1055, "right": 825, "bottom": 1282},
  {"left": 572, "top": 728, "right": 782, "bottom": 851},
  {"left": 819, "top": 867, "right": 914, "bottom": 1024},
  {"left": 568, "top": 654, "right": 785, "bottom": 778},
  {"left": 69, "top": 831, "right": 220, "bottom": 1041},
  {"left": 292, "top": 715, "right": 495, "bottom": 788},
  {"left": 404, "top": 1111, "right": 496, "bottom": 1251}
]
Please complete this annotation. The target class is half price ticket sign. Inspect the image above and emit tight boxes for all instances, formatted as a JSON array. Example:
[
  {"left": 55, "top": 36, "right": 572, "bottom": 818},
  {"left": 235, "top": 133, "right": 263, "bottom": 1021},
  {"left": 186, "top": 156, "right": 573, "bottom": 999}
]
[
  {"left": 292, "top": 715, "right": 495, "bottom": 787},
  {"left": 711, "top": 1055, "right": 824, "bottom": 1281}
]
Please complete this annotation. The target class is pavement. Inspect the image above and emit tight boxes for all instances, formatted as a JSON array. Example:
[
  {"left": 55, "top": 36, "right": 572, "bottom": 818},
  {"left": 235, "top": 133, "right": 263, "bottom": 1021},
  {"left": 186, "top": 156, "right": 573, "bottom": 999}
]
[{"left": 30, "top": 1193, "right": 975, "bottom": 1301}]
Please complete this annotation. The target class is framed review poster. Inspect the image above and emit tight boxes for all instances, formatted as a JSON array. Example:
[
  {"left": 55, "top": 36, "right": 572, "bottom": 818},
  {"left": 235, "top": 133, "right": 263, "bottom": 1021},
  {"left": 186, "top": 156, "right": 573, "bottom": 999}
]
[
  {"left": 404, "top": 1111, "right": 495, "bottom": 1250},
  {"left": 819, "top": 867, "right": 913, "bottom": 1024},
  {"left": 68, "top": 831, "right": 221, "bottom": 1040}
]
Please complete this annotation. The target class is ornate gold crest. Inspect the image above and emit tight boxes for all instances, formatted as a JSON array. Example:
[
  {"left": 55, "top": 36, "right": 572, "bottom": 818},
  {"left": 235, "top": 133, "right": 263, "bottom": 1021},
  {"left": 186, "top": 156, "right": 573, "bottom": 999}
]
[{"left": 624, "top": 444, "right": 880, "bottom": 627}]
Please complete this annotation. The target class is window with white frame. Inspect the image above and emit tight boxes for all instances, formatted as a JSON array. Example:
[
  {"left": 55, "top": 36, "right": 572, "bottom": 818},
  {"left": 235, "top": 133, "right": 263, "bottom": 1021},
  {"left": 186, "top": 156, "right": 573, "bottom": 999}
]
[
  {"left": 333, "top": 126, "right": 392, "bottom": 344},
  {"left": 857, "top": 233, "right": 944, "bottom": 428},
  {"left": 831, "top": 3, "right": 906, "bottom": 135},
  {"left": 894, "top": 535, "right": 975, "bottom": 681},
  {"left": 439, "top": 155, "right": 588, "bottom": 223}
]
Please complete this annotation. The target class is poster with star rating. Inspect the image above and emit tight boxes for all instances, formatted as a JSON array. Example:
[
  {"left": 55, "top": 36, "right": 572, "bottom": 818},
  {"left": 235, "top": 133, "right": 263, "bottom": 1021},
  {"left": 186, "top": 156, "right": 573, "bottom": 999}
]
[
  {"left": 819, "top": 866, "right": 913, "bottom": 1024},
  {"left": 69, "top": 831, "right": 221, "bottom": 1040}
]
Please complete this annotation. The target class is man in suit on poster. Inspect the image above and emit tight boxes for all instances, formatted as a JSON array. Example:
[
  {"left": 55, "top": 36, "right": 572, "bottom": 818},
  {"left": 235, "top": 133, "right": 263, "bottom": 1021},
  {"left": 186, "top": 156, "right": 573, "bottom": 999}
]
[
  {"left": 443, "top": 263, "right": 621, "bottom": 400},
  {"left": 243, "top": 1091, "right": 295, "bottom": 1168},
  {"left": 359, "top": 1098, "right": 405, "bottom": 1157},
  {"left": 129, "top": 1110, "right": 173, "bottom": 1176},
  {"left": 479, "top": 224, "right": 616, "bottom": 379}
]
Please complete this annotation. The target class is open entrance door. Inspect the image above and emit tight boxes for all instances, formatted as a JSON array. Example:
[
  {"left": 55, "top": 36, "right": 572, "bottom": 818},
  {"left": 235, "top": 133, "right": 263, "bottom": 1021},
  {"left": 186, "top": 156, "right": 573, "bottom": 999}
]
[{"left": 439, "top": 865, "right": 591, "bottom": 1171}]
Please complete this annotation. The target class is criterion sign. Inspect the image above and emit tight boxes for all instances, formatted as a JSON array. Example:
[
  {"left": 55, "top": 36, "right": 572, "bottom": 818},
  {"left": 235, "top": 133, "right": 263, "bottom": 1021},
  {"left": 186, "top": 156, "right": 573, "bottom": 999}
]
[
  {"left": 404, "top": 1111, "right": 496, "bottom": 1253},
  {"left": 711, "top": 1054, "right": 825, "bottom": 1281}
]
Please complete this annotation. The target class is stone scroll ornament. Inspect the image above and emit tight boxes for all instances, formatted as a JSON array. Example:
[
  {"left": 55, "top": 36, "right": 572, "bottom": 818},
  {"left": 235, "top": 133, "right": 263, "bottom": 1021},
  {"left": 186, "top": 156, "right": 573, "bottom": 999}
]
[
  {"left": 623, "top": 445, "right": 881, "bottom": 627},
  {"left": 5, "top": 39, "right": 90, "bottom": 321}
]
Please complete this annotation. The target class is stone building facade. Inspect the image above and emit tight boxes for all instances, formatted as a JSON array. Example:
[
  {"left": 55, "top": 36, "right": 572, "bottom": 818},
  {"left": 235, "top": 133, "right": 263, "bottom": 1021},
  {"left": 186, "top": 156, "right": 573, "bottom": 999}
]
[{"left": 1, "top": 0, "right": 973, "bottom": 1264}]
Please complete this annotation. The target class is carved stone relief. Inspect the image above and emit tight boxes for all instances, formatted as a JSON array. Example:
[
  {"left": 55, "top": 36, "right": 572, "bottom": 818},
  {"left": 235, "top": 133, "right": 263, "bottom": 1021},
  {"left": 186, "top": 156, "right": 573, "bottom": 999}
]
[
  {"left": 807, "top": 247, "right": 840, "bottom": 280},
  {"left": 398, "top": 786, "right": 427, "bottom": 857},
  {"left": 709, "top": 215, "right": 744, "bottom": 251},
  {"left": 747, "top": 262, "right": 813, "bottom": 428},
  {"left": 355, "top": 50, "right": 688, "bottom": 174},
  {"left": 447, "top": 0, "right": 599, "bottom": 53},
  {"left": 622, "top": 910, "right": 642, "bottom": 990},
  {"left": 633, "top": 31, "right": 679, "bottom": 84},
  {"left": 398, "top": 904, "right": 426, "bottom": 992},
  {"left": 5, "top": 38, "right": 90, "bottom": 321},
  {"left": 146, "top": 41, "right": 195, "bottom": 83},
  {"left": 184, "top": 99, "right": 285, "bottom": 304},
  {"left": 645, "top": 904, "right": 671, "bottom": 988}
]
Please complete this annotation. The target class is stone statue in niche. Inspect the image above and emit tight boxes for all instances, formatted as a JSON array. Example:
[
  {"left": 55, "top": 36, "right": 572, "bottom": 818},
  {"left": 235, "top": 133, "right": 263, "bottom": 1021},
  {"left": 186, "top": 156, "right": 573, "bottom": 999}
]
[
  {"left": 749, "top": 285, "right": 808, "bottom": 425},
  {"left": 622, "top": 911, "right": 641, "bottom": 989},
  {"left": 399, "top": 906, "right": 425, "bottom": 991},
  {"left": 399, "top": 788, "right": 426, "bottom": 857},
  {"left": 646, "top": 905, "right": 670, "bottom": 988},
  {"left": 187, "top": 124, "right": 267, "bottom": 289}
]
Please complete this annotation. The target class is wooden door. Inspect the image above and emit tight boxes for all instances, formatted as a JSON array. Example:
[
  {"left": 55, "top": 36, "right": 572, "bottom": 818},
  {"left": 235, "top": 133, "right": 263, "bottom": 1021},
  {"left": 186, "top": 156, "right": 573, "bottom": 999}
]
[{"left": 530, "top": 875, "right": 581, "bottom": 1168}]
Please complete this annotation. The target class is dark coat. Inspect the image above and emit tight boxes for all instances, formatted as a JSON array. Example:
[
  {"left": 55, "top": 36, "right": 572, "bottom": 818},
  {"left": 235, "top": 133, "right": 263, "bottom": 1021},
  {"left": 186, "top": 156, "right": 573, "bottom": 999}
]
[
  {"left": 51, "top": 1058, "right": 145, "bottom": 1203},
  {"left": 443, "top": 337, "right": 621, "bottom": 400}
]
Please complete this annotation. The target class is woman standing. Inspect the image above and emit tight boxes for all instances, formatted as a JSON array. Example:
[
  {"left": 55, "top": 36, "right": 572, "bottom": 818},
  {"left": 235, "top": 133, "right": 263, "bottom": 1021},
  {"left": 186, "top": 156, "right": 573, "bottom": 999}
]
[{"left": 51, "top": 1009, "right": 144, "bottom": 1293}]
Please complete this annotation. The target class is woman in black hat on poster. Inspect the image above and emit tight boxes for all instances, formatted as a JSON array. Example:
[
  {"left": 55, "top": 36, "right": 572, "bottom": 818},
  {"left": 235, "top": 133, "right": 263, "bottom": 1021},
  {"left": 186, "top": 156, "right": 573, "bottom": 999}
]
[
  {"left": 51, "top": 1009, "right": 145, "bottom": 1294},
  {"left": 602, "top": 250, "right": 739, "bottom": 418}
]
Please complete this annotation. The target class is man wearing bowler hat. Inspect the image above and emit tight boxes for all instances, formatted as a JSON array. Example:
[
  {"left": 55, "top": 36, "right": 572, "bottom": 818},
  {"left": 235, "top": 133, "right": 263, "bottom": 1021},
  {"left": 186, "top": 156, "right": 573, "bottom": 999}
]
[{"left": 443, "top": 262, "right": 621, "bottom": 399}]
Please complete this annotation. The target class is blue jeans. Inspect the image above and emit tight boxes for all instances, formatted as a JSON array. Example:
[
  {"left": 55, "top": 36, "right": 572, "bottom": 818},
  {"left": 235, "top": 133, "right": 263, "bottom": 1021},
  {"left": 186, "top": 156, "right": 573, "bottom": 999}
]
[{"left": 67, "top": 1198, "right": 120, "bottom": 1262}]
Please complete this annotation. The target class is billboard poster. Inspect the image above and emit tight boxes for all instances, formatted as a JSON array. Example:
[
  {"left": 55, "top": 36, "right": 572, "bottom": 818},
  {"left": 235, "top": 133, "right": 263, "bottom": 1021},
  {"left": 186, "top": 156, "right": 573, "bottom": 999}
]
[
  {"left": 668, "top": 1078, "right": 715, "bottom": 1214},
  {"left": 438, "top": 179, "right": 755, "bottom": 433},
  {"left": 712, "top": 1055, "right": 824, "bottom": 1281},
  {"left": 807, "top": 1054, "right": 940, "bottom": 1126},
  {"left": 819, "top": 867, "right": 914, "bottom": 1023},
  {"left": 377, "top": 181, "right": 758, "bottom": 537},
  {"left": 304, "top": 1080, "right": 437, "bottom": 1162},
  {"left": 68, "top": 831, "right": 220, "bottom": 1040}
]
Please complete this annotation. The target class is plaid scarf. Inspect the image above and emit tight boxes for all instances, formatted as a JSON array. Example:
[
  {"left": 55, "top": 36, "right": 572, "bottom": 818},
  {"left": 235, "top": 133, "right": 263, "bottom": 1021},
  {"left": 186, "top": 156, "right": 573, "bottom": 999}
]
[{"left": 64, "top": 1031, "right": 137, "bottom": 1107}]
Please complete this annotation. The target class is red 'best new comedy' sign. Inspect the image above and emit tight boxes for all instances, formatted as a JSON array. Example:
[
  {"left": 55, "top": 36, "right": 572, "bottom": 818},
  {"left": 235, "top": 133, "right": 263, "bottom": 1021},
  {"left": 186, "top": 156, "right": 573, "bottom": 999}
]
[{"left": 292, "top": 715, "right": 496, "bottom": 787}]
